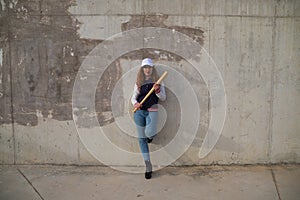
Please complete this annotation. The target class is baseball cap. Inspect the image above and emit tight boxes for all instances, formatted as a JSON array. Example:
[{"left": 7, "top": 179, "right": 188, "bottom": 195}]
[{"left": 141, "top": 58, "right": 154, "bottom": 67}]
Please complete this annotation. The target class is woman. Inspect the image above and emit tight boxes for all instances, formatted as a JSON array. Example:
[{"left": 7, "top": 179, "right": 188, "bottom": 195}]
[{"left": 131, "top": 58, "right": 166, "bottom": 179}]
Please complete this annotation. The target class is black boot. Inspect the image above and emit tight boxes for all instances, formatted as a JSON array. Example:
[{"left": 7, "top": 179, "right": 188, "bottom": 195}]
[
  {"left": 147, "top": 137, "right": 153, "bottom": 143},
  {"left": 145, "top": 160, "right": 152, "bottom": 179}
]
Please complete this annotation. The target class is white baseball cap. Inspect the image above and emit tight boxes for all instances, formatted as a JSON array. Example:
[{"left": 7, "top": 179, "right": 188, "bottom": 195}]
[{"left": 141, "top": 58, "right": 154, "bottom": 67}]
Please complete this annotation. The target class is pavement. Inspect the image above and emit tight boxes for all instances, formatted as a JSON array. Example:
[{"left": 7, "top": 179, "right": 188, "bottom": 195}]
[{"left": 0, "top": 164, "right": 299, "bottom": 200}]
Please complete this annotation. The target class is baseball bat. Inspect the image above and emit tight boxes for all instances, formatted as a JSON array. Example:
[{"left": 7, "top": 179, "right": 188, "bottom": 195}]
[{"left": 133, "top": 71, "right": 168, "bottom": 113}]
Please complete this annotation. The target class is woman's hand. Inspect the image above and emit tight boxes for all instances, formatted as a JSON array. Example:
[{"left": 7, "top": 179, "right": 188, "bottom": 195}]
[
  {"left": 134, "top": 102, "right": 142, "bottom": 110},
  {"left": 153, "top": 83, "right": 160, "bottom": 94}
]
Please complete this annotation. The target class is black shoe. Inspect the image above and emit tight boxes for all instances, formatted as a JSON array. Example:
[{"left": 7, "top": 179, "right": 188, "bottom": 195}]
[
  {"left": 145, "top": 160, "right": 152, "bottom": 179},
  {"left": 145, "top": 171, "right": 152, "bottom": 179},
  {"left": 147, "top": 138, "right": 153, "bottom": 143}
]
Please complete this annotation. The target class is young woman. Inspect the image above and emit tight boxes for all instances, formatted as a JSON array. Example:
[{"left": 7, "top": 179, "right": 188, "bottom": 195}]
[{"left": 131, "top": 58, "right": 166, "bottom": 179}]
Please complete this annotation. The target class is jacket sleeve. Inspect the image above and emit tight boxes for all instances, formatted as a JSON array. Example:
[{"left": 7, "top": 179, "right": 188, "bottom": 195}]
[
  {"left": 156, "top": 82, "right": 166, "bottom": 101},
  {"left": 131, "top": 83, "right": 140, "bottom": 106}
]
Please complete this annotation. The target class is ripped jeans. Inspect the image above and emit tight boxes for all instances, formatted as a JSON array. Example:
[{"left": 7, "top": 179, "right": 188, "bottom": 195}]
[{"left": 134, "top": 110, "right": 158, "bottom": 161}]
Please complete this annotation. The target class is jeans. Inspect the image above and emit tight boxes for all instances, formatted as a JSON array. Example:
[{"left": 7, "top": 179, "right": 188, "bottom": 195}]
[{"left": 134, "top": 110, "right": 158, "bottom": 161}]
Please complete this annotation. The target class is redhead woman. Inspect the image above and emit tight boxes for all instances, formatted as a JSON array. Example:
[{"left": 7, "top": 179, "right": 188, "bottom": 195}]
[{"left": 131, "top": 58, "right": 166, "bottom": 179}]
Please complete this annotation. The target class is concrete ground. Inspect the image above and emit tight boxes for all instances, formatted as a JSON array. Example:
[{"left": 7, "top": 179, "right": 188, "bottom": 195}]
[{"left": 0, "top": 165, "right": 299, "bottom": 200}]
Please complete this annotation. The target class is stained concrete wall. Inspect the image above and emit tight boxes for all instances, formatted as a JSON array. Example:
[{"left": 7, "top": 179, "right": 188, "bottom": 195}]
[{"left": 0, "top": 0, "right": 299, "bottom": 165}]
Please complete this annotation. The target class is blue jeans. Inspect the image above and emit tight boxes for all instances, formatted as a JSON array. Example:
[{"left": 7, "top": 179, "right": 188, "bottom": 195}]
[{"left": 134, "top": 110, "right": 158, "bottom": 161}]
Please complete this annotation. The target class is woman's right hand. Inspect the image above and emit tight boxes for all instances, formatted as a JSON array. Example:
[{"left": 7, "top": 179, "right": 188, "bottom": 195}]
[{"left": 134, "top": 102, "right": 141, "bottom": 110}]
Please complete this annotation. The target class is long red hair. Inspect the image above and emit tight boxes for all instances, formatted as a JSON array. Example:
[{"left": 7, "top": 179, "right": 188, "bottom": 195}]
[{"left": 136, "top": 67, "right": 159, "bottom": 89}]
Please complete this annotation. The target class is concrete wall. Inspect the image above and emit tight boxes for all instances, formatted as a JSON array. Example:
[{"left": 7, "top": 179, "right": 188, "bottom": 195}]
[{"left": 0, "top": 0, "right": 299, "bottom": 165}]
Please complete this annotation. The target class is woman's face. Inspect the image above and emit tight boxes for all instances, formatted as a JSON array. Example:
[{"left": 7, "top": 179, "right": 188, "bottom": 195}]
[{"left": 143, "top": 66, "right": 153, "bottom": 77}]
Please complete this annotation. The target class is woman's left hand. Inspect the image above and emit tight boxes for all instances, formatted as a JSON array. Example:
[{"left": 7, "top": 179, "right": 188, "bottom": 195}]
[{"left": 153, "top": 83, "right": 160, "bottom": 94}]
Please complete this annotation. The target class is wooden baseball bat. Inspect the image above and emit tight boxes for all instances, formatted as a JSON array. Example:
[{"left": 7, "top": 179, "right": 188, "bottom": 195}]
[{"left": 133, "top": 71, "right": 168, "bottom": 113}]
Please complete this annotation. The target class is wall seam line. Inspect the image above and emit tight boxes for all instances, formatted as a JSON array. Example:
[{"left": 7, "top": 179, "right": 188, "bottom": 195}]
[
  {"left": 7, "top": 0, "right": 16, "bottom": 165},
  {"left": 268, "top": 13, "right": 277, "bottom": 164}
]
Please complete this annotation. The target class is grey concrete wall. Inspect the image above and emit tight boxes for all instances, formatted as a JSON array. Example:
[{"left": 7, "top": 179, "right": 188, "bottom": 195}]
[{"left": 0, "top": 0, "right": 299, "bottom": 165}]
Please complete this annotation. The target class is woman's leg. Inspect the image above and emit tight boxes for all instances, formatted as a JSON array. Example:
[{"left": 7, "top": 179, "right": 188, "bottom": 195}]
[
  {"left": 145, "top": 111, "right": 158, "bottom": 139},
  {"left": 134, "top": 110, "right": 150, "bottom": 161},
  {"left": 135, "top": 110, "right": 154, "bottom": 179}
]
